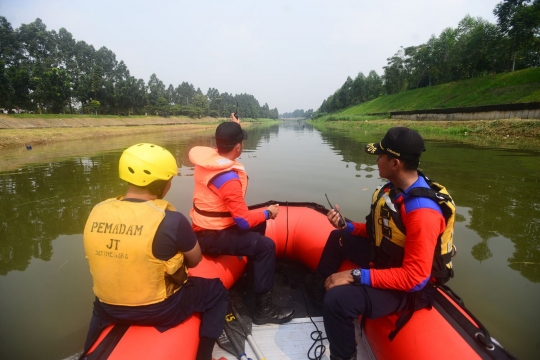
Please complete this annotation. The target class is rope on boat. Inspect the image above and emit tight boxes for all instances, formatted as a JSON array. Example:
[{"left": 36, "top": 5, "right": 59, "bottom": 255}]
[{"left": 438, "top": 285, "right": 518, "bottom": 359}]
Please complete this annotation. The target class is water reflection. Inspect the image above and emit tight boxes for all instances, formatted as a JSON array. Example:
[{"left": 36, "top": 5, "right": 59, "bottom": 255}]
[
  {"left": 0, "top": 156, "right": 122, "bottom": 275},
  {"left": 0, "top": 121, "right": 539, "bottom": 359},
  {"left": 0, "top": 124, "right": 282, "bottom": 276}
]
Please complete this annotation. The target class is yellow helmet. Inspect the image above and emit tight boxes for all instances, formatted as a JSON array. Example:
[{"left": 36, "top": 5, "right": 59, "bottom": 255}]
[{"left": 119, "top": 143, "right": 178, "bottom": 186}]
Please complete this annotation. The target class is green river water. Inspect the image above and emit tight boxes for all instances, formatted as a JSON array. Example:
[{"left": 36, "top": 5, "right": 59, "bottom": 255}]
[{"left": 0, "top": 121, "right": 539, "bottom": 359}]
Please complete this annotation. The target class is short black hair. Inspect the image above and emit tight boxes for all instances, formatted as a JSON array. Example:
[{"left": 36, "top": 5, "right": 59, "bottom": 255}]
[
  {"left": 387, "top": 153, "right": 420, "bottom": 171},
  {"left": 131, "top": 179, "right": 169, "bottom": 199},
  {"left": 216, "top": 142, "right": 237, "bottom": 154}
]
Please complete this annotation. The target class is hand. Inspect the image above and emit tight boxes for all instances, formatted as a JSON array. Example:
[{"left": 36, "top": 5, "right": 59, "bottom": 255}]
[
  {"left": 324, "top": 270, "right": 353, "bottom": 290},
  {"left": 267, "top": 204, "right": 279, "bottom": 219},
  {"left": 327, "top": 204, "right": 346, "bottom": 229},
  {"left": 230, "top": 112, "right": 240, "bottom": 124}
]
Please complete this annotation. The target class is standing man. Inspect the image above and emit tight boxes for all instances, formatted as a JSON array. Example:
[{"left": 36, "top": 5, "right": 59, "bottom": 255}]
[
  {"left": 311, "top": 127, "right": 455, "bottom": 360},
  {"left": 83, "top": 143, "right": 228, "bottom": 360},
  {"left": 189, "top": 121, "right": 294, "bottom": 325}
]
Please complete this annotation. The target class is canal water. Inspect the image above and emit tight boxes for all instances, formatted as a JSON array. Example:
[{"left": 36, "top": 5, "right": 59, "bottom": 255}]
[{"left": 0, "top": 121, "right": 539, "bottom": 359}]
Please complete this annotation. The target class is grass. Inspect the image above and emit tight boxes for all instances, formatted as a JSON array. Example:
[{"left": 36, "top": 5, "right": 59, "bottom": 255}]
[
  {"left": 11, "top": 113, "right": 140, "bottom": 119},
  {"left": 313, "top": 118, "right": 540, "bottom": 136},
  {"left": 325, "top": 114, "right": 390, "bottom": 121},
  {"left": 0, "top": 116, "right": 280, "bottom": 150},
  {"left": 326, "top": 68, "right": 540, "bottom": 117},
  {"left": 311, "top": 119, "right": 540, "bottom": 150},
  {"left": 9, "top": 113, "right": 274, "bottom": 122}
]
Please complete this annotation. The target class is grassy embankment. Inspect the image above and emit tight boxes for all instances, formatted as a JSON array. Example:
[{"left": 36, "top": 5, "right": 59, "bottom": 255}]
[
  {"left": 313, "top": 68, "right": 540, "bottom": 140},
  {"left": 0, "top": 114, "right": 274, "bottom": 150}
]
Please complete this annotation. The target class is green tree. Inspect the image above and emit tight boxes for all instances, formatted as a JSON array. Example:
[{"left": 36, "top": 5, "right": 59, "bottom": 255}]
[
  {"left": 55, "top": 28, "right": 77, "bottom": 112},
  {"left": 175, "top": 81, "right": 196, "bottom": 106},
  {"left": 46, "top": 67, "right": 71, "bottom": 112},
  {"left": 383, "top": 48, "right": 408, "bottom": 94},
  {"left": 494, "top": 0, "right": 540, "bottom": 70},
  {"left": 192, "top": 93, "right": 209, "bottom": 117},
  {"left": 155, "top": 96, "right": 170, "bottom": 116},
  {"left": 338, "top": 76, "right": 353, "bottom": 108},
  {"left": 89, "top": 99, "right": 100, "bottom": 114},
  {"left": 0, "top": 17, "right": 279, "bottom": 116},
  {"left": 351, "top": 72, "right": 366, "bottom": 104},
  {"left": 114, "top": 74, "right": 143, "bottom": 115},
  {"left": 31, "top": 68, "right": 71, "bottom": 113},
  {"left": 72, "top": 40, "right": 96, "bottom": 113},
  {"left": 207, "top": 87, "right": 222, "bottom": 116},
  {"left": 147, "top": 73, "right": 166, "bottom": 114},
  {"left": 16, "top": 18, "right": 56, "bottom": 74},
  {"left": 260, "top": 103, "right": 270, "bottom": 118},
  {"left": 365, "top": 71, "right": 383, "bottom": 100},
  {"left": 0, "top": 17, "right": 19, "bottom": 108},
  {"left": 90, "top": 65, "right": 103, "bottom": 101}
]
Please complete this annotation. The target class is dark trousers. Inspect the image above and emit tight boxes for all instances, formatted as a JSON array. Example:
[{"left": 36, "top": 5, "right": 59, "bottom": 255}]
[
  {"left": 196, "top": 222, "right": 275, "bottom": 294},
  {"left": 317, "top": 230, "right": 408, "bottom": 359},
  {"left": 84, "top": 277, "right": 228, "bottom": 352},
  {"left": 317, "top": 230, "right": 374, "bottom": 278}
]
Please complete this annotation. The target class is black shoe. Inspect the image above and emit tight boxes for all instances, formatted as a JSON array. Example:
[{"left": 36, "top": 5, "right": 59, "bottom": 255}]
[
  {"left": 253, "top": 290, "right": 294, "bottom": 325},
  {"left": 305, "top": 271, "right": 326, "bottom": 307}
]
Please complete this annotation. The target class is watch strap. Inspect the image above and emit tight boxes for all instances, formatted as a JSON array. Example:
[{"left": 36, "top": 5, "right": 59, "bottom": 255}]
[{"left": 351, "top": 268, "right": 362, "bottom": 284}]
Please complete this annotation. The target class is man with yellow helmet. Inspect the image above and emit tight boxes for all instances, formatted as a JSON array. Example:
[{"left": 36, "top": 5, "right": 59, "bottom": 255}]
[{"left": 82, "top": 143, "right": 228, "bottom": 360}]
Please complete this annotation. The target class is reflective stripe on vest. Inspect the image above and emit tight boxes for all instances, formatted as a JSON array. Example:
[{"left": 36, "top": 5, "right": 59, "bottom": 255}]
[
  {"left": 189, "top": 146, "right": 248, "bottom": 230},
  {"left": 83, "top": 197, "right": 187, "bottom": 306}
]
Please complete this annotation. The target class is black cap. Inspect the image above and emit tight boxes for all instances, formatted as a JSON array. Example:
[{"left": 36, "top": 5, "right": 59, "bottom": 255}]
[
  {"left": 364, "top": 127, "right": 425, "bottom": 160},
  {"left": 215, "top": 122, "right": 248, "bottom": 146}
]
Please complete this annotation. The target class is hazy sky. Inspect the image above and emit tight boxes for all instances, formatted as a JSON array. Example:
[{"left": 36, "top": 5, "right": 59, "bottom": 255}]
[{"left": 1, "top": 0, "right": 502, "bottom": 113}]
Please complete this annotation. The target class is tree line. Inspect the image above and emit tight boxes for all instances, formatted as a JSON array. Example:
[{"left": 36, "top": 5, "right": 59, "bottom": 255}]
[
  {"left": 280, "top": 109, "right": 314, "bottom": 119},
  {"left": 318, "top": 0, "right": 540, "bottom": 115},
  {"left": 0, "top": 17, "right": 279, "bottom": 118}
]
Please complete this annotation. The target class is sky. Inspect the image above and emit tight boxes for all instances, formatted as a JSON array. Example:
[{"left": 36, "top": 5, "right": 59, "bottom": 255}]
[{"left": 1, "top": 0, "right": 502, "bottom": 114}]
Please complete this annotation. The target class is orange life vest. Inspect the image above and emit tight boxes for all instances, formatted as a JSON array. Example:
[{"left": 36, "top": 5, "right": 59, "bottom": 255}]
[{"left": 189, "top": 146, "right": 248, "bottom": 230}]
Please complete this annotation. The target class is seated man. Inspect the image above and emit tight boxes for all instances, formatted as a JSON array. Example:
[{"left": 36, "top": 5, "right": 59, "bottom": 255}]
[
  {"left": 82, "top": 143, "right": 228, "bottom": 360},
  {"left": 309, "top": 127, "right": 455, "bottom": 360},
  {"left": 189, "top": 121, "right": 294, "bottom": 325}
]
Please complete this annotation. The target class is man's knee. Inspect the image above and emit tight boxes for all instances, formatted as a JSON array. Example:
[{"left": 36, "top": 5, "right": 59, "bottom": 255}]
[
  {"left": 210, "top": 278, "right": 229, "bottom": 301},
  {"left": 323, "top": 287, "right": 342, "bottom": 312},
  {"left": 255, "top": 235, "right": 276, "bottom": 255},
  {"left": 323, "top": 286, "right": 368, "bottom": 319},
  {"left": 326, "top": 230, "right": 345, "bottom": 246}
]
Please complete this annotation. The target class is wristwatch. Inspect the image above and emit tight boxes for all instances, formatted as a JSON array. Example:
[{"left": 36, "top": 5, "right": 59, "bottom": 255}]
[{"left": 351, "top": 268, "right": 362, "bottom": 285}]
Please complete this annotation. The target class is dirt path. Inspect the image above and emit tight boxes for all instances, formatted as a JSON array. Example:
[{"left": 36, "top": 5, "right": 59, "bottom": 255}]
[{"left": 0, "top": 116, "right": 226, "bottom": 150}]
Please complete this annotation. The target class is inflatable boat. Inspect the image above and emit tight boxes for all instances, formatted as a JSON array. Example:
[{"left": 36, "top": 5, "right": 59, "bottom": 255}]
[{"left": 83, "top": 201, "right": 515, "bottom": 360}]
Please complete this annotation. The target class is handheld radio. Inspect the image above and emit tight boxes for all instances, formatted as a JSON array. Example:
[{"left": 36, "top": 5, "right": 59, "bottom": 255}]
[{"left": 325, "top": 194, "right": 346, "bottom": 228}]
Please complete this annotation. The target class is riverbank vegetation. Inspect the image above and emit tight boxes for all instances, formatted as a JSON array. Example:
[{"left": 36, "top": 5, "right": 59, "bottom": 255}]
[
  {"left": 314, "top": 67, "right": 540, "bottom": 120},
  {"left": 0, "top": 17, "right": 279, "bottom": 119},
  {"left": 312, "top": 119, "right": 540, "bottom": 150},
  {"left": 318, "top": 0, "right": 540, "bottom": 114}
]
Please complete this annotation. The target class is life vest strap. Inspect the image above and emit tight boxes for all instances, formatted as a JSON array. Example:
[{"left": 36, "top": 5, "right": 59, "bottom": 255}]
[
  {"left": 388, "top": 288, "right": 426, "bottom": 341},
  {"left": 82, "top": 323, "right": 129, "bottom": 360},
  {"left": 193, "top": 203, "right": 232, "bottom": 218}
]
